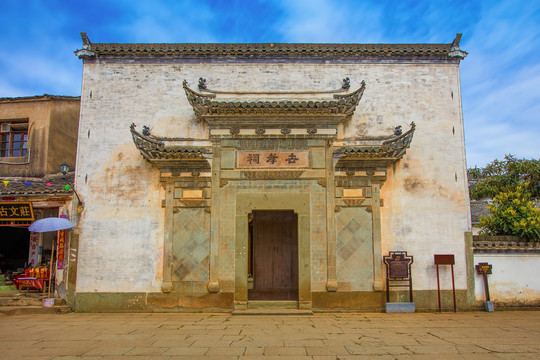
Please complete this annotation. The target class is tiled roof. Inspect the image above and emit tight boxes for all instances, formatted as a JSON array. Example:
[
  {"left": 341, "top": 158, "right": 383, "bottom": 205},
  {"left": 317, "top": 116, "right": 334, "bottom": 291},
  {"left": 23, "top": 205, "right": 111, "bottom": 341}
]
[
  {"left": 183, "top": 80, "right": 365, "bottom": 120},
  {"left": 0, "top": 95, "right": 80, "bottom": 103},
  {"left": 92, "top": 43, "right": 451, "bottom": 56},
  {"left": 0, "top": 173, "right": 74, "bottom": 196},
  {"left": 471, "top": 200, "right": 491, "bottom": 224},
  {"left": 77, "top": 33, "right": 466, "bottom": 60}
]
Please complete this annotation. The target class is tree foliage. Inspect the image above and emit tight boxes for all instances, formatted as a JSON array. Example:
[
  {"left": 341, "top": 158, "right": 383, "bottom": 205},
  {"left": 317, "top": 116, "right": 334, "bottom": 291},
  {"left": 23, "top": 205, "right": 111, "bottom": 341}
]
[
  {"left": 479, "top": 183, "right": 540, "bottom": 240},
  {"left": 468, "top": 154, "right": 540, "bottom": 200},
  {"left": 469, "top": 155, "right": 540, "bottom": 240}
]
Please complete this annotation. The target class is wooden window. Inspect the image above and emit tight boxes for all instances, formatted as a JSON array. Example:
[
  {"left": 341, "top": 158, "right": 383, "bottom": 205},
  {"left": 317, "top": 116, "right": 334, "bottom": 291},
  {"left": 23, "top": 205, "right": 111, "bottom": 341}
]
[{"left": 0, "top": 121, "right": 28, "bottom": 157}]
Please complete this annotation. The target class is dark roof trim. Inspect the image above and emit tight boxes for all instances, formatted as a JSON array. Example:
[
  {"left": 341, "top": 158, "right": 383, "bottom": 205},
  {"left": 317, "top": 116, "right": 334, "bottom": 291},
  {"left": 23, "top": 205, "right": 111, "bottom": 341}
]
[{"left": 76, "top": 33, "right": 467, "bottom": 60}]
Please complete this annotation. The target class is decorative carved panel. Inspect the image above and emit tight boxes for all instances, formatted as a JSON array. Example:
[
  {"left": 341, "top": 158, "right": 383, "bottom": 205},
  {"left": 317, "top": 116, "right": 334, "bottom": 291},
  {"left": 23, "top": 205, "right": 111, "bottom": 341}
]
[{"left": 242, "top": 170, "right": 304, "bottom": 180}]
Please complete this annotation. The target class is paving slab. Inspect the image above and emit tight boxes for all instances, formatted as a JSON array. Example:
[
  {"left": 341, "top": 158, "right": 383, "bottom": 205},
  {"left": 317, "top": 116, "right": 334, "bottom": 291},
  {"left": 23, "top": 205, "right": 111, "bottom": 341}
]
[{"left": 1, "top": 311, "right": 540, "bottom": 358}]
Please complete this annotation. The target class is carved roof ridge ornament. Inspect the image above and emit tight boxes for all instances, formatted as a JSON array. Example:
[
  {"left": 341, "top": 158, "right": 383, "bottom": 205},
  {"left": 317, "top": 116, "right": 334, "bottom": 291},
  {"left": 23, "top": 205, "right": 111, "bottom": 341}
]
[
  {"left": 197, "top": 77, "right": 351, "bottom": 95},
  {"left": 182, "top": 80, "right": 366, "bottom": 121}
]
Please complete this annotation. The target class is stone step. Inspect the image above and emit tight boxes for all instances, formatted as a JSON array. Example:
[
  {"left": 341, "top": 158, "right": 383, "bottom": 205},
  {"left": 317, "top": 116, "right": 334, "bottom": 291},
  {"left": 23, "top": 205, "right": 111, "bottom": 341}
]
[
  {"left": 248, "top": 300, "right": 299, "bottom": 309},
  {"left": 0, "top": 296, "right": 44, "bottom": 306},
  {"left": 0, "top": 305, "right": 71, "bottom": 316},
  {"left": 0, "top": 285, "right": 18, "bottom": 293}
]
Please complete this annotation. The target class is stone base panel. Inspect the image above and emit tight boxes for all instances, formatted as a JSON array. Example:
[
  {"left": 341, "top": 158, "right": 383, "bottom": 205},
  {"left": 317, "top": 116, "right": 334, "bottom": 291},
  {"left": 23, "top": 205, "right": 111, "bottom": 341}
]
[{"left": 73, "top": 289, "right": 472, "bottom": 312}]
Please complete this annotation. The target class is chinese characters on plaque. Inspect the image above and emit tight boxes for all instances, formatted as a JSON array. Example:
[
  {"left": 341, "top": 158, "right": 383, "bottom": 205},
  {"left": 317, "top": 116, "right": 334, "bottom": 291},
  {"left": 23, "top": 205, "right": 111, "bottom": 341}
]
[
  {"left": 383, "top": 251, "right": 414, "bottom": 303},
  {"left": 0, "top": 202, "right": 34, "bottom": 221},
  {"left": 237, "top": 151, "right": 309, "bottom": 168}
]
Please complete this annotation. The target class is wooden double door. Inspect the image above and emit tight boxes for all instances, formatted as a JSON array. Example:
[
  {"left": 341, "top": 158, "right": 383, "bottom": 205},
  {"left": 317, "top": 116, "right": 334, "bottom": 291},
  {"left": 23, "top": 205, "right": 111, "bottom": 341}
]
[{"left": 248, "top": 210, "right": 299, "bottom": 300}]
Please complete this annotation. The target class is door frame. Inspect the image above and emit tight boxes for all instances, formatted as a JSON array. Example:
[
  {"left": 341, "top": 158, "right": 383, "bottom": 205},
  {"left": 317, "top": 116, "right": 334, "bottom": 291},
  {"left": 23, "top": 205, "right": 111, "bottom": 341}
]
[{"left": 235, "top": 193, "right": 311, "bottom": 310}]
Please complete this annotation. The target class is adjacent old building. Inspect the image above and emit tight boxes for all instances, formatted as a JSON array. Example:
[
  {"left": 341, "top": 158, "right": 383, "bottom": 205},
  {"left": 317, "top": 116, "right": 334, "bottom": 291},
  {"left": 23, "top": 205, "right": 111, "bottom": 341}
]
[
  {"left": 0, "top": 95, "right": 80, "bottom": 287},
  {"left": 72, "top": 33, "right": 472, "bottom": 312}
]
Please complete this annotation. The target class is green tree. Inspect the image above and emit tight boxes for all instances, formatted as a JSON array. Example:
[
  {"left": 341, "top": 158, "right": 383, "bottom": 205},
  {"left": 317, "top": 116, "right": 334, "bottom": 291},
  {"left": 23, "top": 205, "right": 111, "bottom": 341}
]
[
  {"left": 478, "top": 183, "right": 540, "bottom": 240},
  {"left": 468, "top": 154, "right": 540, "bottom": 200},
  {"left": 469, "top": 155, "right": 540, "bottom": 240}
]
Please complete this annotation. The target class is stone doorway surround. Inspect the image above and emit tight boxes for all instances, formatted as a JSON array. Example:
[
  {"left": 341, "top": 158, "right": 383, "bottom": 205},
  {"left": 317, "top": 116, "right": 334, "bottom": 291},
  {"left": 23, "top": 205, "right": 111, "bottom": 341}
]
[{"left": 234, "top": 193, "right": 311, "bottom": 310}]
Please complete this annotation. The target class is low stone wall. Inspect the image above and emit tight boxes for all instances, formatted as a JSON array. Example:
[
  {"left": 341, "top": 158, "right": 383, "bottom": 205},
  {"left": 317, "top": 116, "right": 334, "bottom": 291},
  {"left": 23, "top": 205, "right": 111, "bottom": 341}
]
[{"left": 473, "top": 236, "right": 540, "bottom": 307}]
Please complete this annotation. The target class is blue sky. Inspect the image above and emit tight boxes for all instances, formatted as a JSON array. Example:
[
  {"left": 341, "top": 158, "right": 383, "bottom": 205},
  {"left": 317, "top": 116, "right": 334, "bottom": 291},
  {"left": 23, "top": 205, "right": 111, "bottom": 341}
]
[{"left": 0, "top": 0, "right": 538, "bottom": 167}]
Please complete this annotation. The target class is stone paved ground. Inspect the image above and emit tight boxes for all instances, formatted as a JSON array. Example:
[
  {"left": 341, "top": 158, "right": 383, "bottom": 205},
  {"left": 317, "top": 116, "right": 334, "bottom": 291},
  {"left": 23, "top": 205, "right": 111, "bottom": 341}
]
[{"left": 1, "top": 311, "right": 540, "bottom": 359}]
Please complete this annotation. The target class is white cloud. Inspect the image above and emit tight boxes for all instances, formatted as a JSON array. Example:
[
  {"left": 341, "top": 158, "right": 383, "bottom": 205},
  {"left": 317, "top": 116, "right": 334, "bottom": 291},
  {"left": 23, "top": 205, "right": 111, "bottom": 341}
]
[
  {"left": 461, "top": 0, "right": 540, "bottom": 166},
  {"left": 274, "top": 0, "right": 385, "bottom": 43},
  {"left": 110, "top": 0, "right": 218, "bottom": 43}
]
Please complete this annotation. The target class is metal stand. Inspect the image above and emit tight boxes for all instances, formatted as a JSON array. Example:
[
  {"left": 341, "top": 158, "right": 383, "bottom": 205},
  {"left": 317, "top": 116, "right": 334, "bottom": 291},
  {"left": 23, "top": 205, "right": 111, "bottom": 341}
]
[{"left": 476, "top": 262, "right": 494, "bottom": 312}]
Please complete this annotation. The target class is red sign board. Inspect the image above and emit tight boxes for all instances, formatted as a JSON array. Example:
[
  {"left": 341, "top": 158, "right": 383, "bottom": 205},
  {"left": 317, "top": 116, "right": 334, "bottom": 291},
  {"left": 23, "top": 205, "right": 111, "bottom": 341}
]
[
  {"left": 57, "top": 215, "right": 67, "bottom": 269},
  {"left": 434, "top": 254, "right": 455, "bottom": 265}
]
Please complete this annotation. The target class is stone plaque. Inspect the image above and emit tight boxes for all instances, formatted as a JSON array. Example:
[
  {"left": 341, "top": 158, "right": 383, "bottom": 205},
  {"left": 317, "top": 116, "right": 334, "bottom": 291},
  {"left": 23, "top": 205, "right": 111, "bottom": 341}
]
[{"left": 237, "top": 151, "right": 309, "bottom": 168}]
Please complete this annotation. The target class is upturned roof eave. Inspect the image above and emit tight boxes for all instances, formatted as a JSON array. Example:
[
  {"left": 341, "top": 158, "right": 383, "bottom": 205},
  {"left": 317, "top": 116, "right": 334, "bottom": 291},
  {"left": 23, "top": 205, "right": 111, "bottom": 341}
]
[{"left": 182, "top": 81, "right": 365, "bottom": 121}]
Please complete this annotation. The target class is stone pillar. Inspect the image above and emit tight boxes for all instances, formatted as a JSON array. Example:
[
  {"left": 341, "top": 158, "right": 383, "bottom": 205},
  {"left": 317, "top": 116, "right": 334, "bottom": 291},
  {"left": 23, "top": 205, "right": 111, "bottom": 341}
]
[
  {"left": 298, "top": 212, "right": 313, "bottom": 309},
  {"left": 234, "top": 214, "right": 248, "bottom": 310},
  {"left": 464, "top": 231, "right": 475, "bottom": 306},
  {"left": 161, "top": 181, "right": 174, "bottom": 292},
  {"left": 371, "top": 182, "right": 384, "bottom": 291},
  {"left": 326, "top": 141, "right": 338, "bottom": 292},
  {"left": 208, "top": 144, "right": 221, "bottom": 293}
]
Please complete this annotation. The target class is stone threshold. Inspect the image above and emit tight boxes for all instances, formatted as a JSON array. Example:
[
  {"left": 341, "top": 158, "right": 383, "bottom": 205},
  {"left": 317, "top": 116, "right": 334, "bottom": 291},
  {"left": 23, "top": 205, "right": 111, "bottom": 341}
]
[
  {"left": 248, "top": 300, "right": 299, "bottom": 309},
  {"left": 233, "top": 300, "right": 313, "bottom": 315},
  {"left": 232, "top": 308, "right": 313, "bottom": 315}
]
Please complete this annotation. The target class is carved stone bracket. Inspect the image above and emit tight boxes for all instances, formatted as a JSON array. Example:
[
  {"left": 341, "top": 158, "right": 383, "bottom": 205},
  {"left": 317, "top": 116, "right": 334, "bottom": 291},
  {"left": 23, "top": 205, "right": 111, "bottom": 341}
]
[
  {"left": 342, "top": 198, "right": 365, "bottom": 207},
  {"left": 179, "top": 199, "right": 207, "bottom": 207},
  {"left": 335, "top": 205, "right": 342, "bottom": 213},
  {"left": 318, "top": 179, "right": 327, "bottom": 188},
  {"left": 220, "top": 179, "right": 229, "bottom": 187},
  {"left": 242, "top": 170, "right": 304, "bottom": 180}
]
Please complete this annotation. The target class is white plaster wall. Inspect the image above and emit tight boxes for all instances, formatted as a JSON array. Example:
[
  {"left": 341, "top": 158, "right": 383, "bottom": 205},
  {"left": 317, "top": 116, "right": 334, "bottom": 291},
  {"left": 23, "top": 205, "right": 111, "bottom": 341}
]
[
  {"left": 474, "top": 254, "right": 540, "bottom": 304},
  {"left": 76, "top": 59, "right": 470, "bottom": 293}
]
